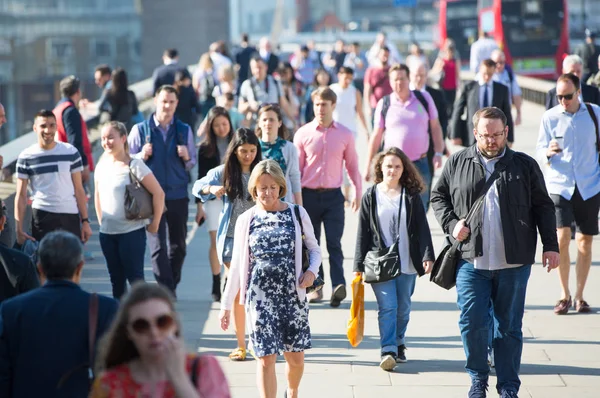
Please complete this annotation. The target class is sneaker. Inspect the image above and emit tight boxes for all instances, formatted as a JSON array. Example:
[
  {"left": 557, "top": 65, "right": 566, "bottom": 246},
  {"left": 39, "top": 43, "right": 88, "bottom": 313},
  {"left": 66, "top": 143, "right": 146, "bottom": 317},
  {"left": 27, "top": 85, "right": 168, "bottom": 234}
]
[
  {"left": 330, "top": 284, "right": 347, "bottom": 308},
  {"left": 468, "top": 380, "right": 488, "bottom": 398},
  {"left": 307, "top": 289, "right": 323, "bottom": 303},
  {"left": 500, "top": 390, "right": 519, "bottom": 398},
  {"left": 396, "top": 344, "right": 407, "bottom": 363},
  {"left": 379, "top": 352, "right": 397, "bottom": 371}
]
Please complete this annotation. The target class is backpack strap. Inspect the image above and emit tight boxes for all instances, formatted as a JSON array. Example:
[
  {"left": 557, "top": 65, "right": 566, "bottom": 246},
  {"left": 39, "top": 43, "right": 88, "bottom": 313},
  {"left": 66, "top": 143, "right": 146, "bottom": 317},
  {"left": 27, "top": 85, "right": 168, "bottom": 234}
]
[
  {"left": 506, "top": 64, "right": 514, "bottom": 86},
  {"left": 585, "top": 102, "right": 600, "bottom": 164},
  {"left": 138, "top": 120, "right": 152, "bottom": 144},
  {"left": 412, "top": 90, "right": 430, "bottom": 119}
]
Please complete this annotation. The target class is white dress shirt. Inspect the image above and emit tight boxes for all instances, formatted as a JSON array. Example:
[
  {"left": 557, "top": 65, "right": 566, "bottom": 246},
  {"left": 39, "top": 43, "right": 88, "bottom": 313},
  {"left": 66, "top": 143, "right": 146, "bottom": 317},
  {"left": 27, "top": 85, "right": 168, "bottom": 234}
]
[{"left": 469, "top": 37, "right": 499, "bottom": 73}]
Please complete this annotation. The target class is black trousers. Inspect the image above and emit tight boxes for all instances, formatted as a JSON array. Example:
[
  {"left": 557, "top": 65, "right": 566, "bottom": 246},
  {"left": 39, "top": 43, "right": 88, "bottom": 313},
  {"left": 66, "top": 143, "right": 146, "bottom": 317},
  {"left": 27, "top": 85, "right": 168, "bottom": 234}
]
[
  {"left": 31, "top": 209, "right": 81, "bottom": 242},
  {"left": 147, "top": 198, "right": 189, "bottom": 293}
]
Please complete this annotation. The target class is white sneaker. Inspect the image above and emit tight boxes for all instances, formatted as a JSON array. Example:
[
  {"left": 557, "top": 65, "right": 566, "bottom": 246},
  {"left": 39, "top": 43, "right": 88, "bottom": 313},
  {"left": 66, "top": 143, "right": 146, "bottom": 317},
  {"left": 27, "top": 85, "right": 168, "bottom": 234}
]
[{"left": 379, "top": 354, "right": 396, "bottom": 371}]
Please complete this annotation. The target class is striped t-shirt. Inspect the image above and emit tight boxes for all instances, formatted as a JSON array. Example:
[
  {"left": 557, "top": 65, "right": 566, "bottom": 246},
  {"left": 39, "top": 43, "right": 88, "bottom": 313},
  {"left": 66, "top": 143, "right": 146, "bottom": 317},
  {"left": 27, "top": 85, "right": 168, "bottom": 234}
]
[{"left": 17, "top": 141, "right": 83, "bottom": 214}]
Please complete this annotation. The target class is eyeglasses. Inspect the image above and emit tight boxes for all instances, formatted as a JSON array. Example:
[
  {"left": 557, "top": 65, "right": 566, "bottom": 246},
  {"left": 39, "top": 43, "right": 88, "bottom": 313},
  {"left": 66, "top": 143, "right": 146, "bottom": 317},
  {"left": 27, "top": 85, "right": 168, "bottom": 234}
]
[
  {"left": 556, "top": 92, "right": 576, "bottom": 101},
  {"left": 129, "top": 313, "right": 175, "bottom": 335},
  {"left": 476, "top": 132, "right": 505, "bottom": 142}
]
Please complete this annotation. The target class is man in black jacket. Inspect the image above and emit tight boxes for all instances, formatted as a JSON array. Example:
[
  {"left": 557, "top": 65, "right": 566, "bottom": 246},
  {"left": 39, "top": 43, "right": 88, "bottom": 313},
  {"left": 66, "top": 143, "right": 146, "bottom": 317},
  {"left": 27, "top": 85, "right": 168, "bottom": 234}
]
[
  {"left": 546, "top": 54, "right": 600, "bottom": 109},
  {"left": 0, "top": 203, "right": 39, "bottom": 303},
  {"left": 431, "top": 107, "right": 559, "bottom": 398},
  {"left": 152, "top": 48, "right": 185, "bottom": 95},
  {"left": 450, "top": 59, "right": 514, "bottom": 147},
  {"left": 0, "top": 231, "right": 117, "bottom": 398}
]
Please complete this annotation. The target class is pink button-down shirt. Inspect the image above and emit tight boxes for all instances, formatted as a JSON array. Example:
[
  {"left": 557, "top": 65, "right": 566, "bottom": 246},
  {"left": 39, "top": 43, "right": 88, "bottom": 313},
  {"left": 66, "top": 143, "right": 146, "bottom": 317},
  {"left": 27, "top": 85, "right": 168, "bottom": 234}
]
[
  {"left": 374, "top": 91, "right": 438, "bottom": 161},
  {"left": 293, "top": 120, "right": 362, "bottom": 200}
]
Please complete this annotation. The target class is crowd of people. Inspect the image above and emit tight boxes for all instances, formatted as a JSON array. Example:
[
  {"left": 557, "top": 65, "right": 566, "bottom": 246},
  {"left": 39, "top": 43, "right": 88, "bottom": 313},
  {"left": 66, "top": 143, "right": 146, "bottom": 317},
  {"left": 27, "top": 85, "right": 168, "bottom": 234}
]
[{"left": 0, "top": 30, "right": 597, "bottom": 398}]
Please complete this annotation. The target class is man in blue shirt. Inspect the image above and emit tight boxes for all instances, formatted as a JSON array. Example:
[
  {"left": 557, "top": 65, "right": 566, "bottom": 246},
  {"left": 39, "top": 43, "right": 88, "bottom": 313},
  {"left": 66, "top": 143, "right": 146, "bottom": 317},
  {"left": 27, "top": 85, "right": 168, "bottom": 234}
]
[
  {"left": 536, "top": 73, "right": 600, "bottom": 315},
  {"left": 128, "top": 85, "right": 197, "bottom": 294}
]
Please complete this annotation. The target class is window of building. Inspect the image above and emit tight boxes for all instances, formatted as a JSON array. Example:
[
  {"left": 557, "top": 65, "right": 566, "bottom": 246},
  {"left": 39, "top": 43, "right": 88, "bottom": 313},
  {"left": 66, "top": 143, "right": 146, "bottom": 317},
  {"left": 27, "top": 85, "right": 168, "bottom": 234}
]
[
  {"left": 48, "top": 38, "right": 73, "bottom": 58},
  {"left": 91, "top": 38, "right": 114, "bottom": 58}
]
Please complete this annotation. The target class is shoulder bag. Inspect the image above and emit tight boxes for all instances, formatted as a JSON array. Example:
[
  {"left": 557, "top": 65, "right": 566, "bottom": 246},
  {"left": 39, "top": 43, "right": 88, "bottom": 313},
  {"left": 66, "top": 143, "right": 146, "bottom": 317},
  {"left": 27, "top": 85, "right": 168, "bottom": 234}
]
[
  {"left": 363, "top": 188, "right": 404, "bottom": 284},
  {"left": 294, "top": 205, "right": 325, "bottom": 293},
  {"left": 124, "top": 159, "right": 155, "bottom": 220},
  {"left": 430, "top": 169, "right": 500, "bottom": 290}
]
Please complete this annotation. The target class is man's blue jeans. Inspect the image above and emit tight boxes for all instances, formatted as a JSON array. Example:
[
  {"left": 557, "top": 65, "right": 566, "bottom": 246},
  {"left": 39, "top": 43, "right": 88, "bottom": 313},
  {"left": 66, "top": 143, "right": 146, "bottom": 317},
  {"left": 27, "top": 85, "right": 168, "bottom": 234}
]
[
  {"left": 413, "top": 157, "right": 431, "bottom": 212},
  {"left": 371, "top": 273, "right": 417, "bottom": 355},
  {"left": 456, "top": 260, "right": 532, "bottom": 394}
]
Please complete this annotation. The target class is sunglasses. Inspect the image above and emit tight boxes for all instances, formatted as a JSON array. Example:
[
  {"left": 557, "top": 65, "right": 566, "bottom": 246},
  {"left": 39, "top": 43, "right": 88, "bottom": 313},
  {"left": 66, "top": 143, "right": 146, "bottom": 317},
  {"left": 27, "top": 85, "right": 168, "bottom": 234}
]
[
  {"left": 129, "top": 313, "right": 175, "bottom": 335},
  {"left": 556, "top": 92, "right": 576, "bottom": 101}
]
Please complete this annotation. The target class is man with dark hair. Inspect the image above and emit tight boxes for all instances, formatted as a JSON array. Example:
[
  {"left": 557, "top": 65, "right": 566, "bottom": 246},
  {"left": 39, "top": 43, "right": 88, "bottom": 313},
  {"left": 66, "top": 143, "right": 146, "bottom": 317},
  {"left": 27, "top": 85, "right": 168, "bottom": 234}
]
[
  {"left": 0, "top": 202, "right": 39, "bottom": 304},
  {"left": 294, "top": 87, "right": 362, "bottom": 306},
  {"left": 53, "top": 75, "right": 93, "bottom": 183},
  {"left": 432, "top": 107, "right": 559, "bottom": 398},
  {"left": 450, "top": 59, "right": 513, "bottom": 147},
  {"left": 94, "top": 64, "right": 112, "bottom": 90},
  {"left": 152, "top": 48, "right": 184, "bottom": 94},
  {"left": 15, "top": 110, "right": 92, "bottom": 245},
  {"left": 234, "top": 33, "right": 257, "bottom": 88},
  {"left": 0, "top": 231, "right": 117, "bottom": 397},
  {"left": 128, "top": 85, "right": 196, "bottom": 294},
  {"left": 537, "top": 73, "right": 600, "bottom": 315}
]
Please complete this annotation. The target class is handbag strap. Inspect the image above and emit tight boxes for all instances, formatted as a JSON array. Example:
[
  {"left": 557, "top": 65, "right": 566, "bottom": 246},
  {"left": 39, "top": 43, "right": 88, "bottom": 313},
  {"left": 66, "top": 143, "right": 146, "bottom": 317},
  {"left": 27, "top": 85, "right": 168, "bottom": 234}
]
[
  {"left": 128, "top": 158, "right": 141, "bottom": 185},
  {"left": 293, "top": 205, "right": 305, "bottom": 241},
  {"left": 88, "top": 293, "right": 99, "bottom": 377},
  {"left": 451, "top": 167, "right": 501, "bottom": 249},
  {"left": 371, "top": 186, "right": 404, "bottom": 250}
]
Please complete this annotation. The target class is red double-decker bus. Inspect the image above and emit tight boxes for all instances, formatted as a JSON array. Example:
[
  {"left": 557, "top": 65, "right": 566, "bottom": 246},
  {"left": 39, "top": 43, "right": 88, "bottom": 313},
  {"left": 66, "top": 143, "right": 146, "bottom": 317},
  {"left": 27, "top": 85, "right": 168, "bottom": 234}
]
[{"left": 439, "top": 0, "right": 569, "bottom": 78}]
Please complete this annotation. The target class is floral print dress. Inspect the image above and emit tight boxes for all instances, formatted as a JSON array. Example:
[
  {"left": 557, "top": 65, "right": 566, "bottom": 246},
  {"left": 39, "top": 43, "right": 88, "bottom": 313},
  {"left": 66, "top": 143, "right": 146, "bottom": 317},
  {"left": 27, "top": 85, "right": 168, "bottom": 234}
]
[{"left": 246, "top": 207, "right": 311, "bottom": 357}]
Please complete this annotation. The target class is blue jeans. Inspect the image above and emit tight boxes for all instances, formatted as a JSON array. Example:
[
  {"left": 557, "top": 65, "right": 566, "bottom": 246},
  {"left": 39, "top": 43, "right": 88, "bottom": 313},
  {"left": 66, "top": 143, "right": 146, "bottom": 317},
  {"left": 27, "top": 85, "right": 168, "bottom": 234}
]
[
  {"left": 100, "top": 228, "right": 147, "bottom": 299},
  {"left": 412, "top": 157, "right": 431, "bottom": 212},
  {"left": 371, "top": 273, "right": 417, "bottom": 354},
  {"left": 456, "top": 260, "right": 532, "bottom": 394},
  {"left": 302, "top": 188, "right": 346, "bottom": 287}
]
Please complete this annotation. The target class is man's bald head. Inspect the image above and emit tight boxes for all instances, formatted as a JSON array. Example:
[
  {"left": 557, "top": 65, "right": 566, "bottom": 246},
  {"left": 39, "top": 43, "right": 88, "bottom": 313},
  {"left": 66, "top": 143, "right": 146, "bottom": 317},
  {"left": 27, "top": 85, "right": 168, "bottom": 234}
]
[
  {"left": 0, "top": 103, "right": 6, "bottom": 129},
  {"left": 490, "top": 49, "right": 506, "bottom": 73}
]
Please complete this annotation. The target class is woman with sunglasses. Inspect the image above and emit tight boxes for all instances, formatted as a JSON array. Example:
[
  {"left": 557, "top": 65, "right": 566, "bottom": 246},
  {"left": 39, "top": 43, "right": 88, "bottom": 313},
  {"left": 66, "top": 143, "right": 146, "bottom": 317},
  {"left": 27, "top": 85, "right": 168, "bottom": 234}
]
[
  {"left": 90, "top": 282, "right": 230, "bottom": 397},
  {"left": 220, "top": 160, "right": 320, "bottom": 398},
  {"left": 193, "top": 128, "right": 262, "bottom": 362},
  {"left": 195, "top": 107, "right": 234, "bottom": 302},
  {"left": 256, "top": 104, "right": 302, "bottom": 205}
]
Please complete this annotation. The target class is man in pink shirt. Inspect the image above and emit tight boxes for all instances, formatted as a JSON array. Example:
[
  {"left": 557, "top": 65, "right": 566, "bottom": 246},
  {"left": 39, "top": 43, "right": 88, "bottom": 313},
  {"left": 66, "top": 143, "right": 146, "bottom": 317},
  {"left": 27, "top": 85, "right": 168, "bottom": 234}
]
[
  {"left": 364, "top": 46, "right": 393, "bottom": 127},
  {"left": 294, "top": 87, "right": 362, "bottom": 306},
  {"left": 365, "top": 63, "right": 445, "bottom": 211}
]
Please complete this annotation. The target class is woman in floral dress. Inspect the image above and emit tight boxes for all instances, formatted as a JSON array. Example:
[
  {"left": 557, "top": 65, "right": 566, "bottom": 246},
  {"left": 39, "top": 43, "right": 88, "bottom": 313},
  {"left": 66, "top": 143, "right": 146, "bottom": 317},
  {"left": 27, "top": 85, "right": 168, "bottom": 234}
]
[{"left": 219, "top": 160, "right": 321, "bottom": 398}]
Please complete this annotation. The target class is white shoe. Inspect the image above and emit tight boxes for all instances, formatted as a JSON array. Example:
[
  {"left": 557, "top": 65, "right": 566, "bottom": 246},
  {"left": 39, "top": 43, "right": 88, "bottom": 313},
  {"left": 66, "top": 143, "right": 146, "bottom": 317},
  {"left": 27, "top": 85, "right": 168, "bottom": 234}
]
[{"left": 379, "top": 354, "right": 396, "bottom": 371}]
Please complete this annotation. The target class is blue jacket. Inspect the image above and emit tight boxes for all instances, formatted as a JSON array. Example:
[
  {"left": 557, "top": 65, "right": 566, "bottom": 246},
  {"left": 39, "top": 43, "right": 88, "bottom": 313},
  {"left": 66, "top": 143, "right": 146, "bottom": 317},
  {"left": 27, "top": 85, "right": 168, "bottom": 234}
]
[
  {"left": 152, "top": 63, "right": 185, "bottom": 94},
  {"left": 137, "top": 117, "right": 190, "bottom": 200},
  {"left": 0, "top": 280, "right": 118, "bottom": 398}
]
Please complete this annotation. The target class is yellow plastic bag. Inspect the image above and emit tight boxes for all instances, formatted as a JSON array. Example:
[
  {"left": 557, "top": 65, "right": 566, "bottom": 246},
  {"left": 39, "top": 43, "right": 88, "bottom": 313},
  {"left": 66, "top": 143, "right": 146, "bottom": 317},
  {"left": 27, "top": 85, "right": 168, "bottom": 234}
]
[{"left": 347, "top": 275, "right": 365, "bottom": 347}]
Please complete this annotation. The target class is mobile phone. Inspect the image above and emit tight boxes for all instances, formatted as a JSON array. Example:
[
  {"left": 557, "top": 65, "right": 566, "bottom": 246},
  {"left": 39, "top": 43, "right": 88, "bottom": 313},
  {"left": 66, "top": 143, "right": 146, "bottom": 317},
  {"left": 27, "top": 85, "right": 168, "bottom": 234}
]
[{"left": 197, "top": 216, "right": 206, "bottom": 227}]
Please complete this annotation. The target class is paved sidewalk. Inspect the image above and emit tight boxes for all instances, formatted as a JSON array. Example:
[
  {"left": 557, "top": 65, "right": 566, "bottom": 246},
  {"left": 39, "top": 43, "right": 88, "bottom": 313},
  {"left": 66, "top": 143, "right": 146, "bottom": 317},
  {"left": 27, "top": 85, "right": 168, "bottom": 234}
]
[{"left": 79, "top": 102, "right": 599, "bottom": 398}]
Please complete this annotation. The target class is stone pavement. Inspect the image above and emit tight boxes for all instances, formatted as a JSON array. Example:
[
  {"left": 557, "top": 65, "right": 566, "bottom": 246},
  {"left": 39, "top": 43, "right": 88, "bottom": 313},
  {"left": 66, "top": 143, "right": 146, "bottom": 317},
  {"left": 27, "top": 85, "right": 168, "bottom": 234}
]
[{"left": 74, "top": 101, "right": 599, "bottom": 398}]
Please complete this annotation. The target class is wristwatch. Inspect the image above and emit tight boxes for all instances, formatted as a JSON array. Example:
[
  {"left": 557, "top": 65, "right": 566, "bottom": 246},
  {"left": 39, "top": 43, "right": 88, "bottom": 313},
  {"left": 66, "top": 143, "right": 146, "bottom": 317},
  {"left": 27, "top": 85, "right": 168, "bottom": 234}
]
[{"left": 81, "top": 218, "right": 90, "bottom": 224}]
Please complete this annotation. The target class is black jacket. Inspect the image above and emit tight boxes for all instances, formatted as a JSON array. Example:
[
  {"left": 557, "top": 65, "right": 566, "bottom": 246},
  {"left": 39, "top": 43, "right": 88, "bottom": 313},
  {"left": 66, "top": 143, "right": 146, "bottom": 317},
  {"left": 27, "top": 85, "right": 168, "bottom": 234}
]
[
  {"left": 545, "top": 84, "right": 600, "bottom": 109},
  {"left": 195, "top": 143, "right": 223, "bottom": 204},
  {"left": 0, "top": 280, "right": 118, "bottom": 397},
  {"left": 354, "top": 186, "right": 435, "bottom": 276},
  {"left": 175, "top": 85, "right": 200, "bottom": 128},
  {"left": 426, "top": 85, "right": 448, "bottom": 138},
  {"left": 450, "top": 81, "right": 514, "bottom": 145},
  {"left": 0, "top": 244, "right": 39, "bottom": 304},
  {"left": 152, "top": 63, "right": 185, "bottom": 94},
  {"left": 265, "top": 53, "right": 280, "bottom": 76},
  {"left": 430, "top": 145, "right": 559, "bottom": 264}
]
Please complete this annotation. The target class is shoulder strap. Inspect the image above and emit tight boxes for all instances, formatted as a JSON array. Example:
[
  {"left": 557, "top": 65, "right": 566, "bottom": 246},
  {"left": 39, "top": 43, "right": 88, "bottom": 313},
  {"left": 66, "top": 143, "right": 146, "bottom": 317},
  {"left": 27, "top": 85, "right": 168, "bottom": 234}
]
[
  {"left": 506, "top": 64, "right": 514, "bottom": 85},
  {"left": 88, "top": 293, "right": 99, "bottom": 379},
  {"left": 139, "top": 120, "right": 151, "bottom": 144},
  {"left": 190, "top": 355, "right": 200, "bottom": 387},
  {"left": 294, "top": 205, "right": 305, "bottom": 238},
  {"left": 412, "top": 90, "right": 430, "bottom": 119},
  {"left": 585, "top": 103, "right": 600, "bottom": 163},
  {"left": 381, "top": 95, "right": 391, "bottom": 125},
  {"left": 271, "top": 76, "right": 281, "bottom": 99}
]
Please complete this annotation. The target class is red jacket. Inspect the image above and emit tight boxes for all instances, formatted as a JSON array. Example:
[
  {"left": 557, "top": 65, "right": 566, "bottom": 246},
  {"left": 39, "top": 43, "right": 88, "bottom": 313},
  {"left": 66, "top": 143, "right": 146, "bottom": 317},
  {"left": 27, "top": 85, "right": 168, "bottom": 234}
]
[{"left": 53, "top": 100, "right": 94, "bottom": 171}]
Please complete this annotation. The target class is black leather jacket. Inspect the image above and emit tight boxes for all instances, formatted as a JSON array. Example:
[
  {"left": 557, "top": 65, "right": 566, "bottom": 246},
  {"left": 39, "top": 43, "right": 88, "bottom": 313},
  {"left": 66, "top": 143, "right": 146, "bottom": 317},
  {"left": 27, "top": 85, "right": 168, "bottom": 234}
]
[
  {"left": 430, "top": 145, "right": 559, "bottom": 263},
  {"left": 354, "top": 186, "right": 435, "bottom": 276}
]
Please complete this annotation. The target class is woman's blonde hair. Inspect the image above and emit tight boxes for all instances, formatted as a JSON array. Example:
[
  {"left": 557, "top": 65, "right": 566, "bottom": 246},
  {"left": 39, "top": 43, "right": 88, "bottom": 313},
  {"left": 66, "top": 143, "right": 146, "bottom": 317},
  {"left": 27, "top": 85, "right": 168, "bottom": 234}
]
[
  {"left": 248, "top": 159, "right": 287, "bottom": 200},
  {"left": 198, "top": 52, "right": 213, "bottom": 71},
  {"left": 218, "top": 65, "right": 235, "bottom": 82}
]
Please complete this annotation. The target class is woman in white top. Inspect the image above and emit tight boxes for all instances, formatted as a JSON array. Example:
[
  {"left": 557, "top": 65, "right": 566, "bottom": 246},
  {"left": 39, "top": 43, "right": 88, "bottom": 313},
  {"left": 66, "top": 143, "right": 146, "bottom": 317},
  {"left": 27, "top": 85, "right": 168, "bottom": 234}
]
[
  {"left": 94, "top": 121, "right": 165, "bottom": 299},
  {"left": 256, "top": 104, "right": 303, "bottom": 205},
  {"left": 354, "top": 147, "right": 434, "bottom": 371},
  {"left": 330, "top": 66, "right": 369, "bottom": 203},
  {"left": 220, "top": 160, "right": 320, "bottom": 398}
]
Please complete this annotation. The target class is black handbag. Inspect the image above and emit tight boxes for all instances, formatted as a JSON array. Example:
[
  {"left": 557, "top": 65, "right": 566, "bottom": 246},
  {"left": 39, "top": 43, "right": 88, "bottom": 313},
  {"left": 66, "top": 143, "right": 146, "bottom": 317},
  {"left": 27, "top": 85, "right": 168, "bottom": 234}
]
[
  {"left": 293, "top": 205, "right": 324, "bottom": 293},
  {"left": 430, "top": 169, "right": 500, "bottom": 290},
  {"left": 363, "top": 188, "right": 404, "bottom": 284}
]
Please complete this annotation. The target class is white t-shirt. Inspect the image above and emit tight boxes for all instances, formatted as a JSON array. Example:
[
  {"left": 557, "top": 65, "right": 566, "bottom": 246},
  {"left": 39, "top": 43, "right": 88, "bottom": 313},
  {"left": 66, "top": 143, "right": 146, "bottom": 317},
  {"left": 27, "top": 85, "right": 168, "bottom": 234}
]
[
  {"left": 16, "top": 141, "right": 82, "bottom": 214},
  {"left": 94, "top": 157, "right": 152, "bottom": 234},
  {"left": 330, "top": 83, "right": 357, "bottom": 135},
  {"left": 375, "top": 185, "right": 416, "bottom": 275}
]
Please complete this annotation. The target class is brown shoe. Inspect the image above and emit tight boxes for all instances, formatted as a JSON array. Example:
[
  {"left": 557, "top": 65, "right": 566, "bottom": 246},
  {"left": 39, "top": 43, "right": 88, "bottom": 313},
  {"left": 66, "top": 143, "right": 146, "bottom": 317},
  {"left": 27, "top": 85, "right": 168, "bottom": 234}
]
[
  {"left": 554, "top": 296, "right": 572, "bottom": 315},
  {"left": 575, "top": 300, "right": 592, "bottom": 313}
]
